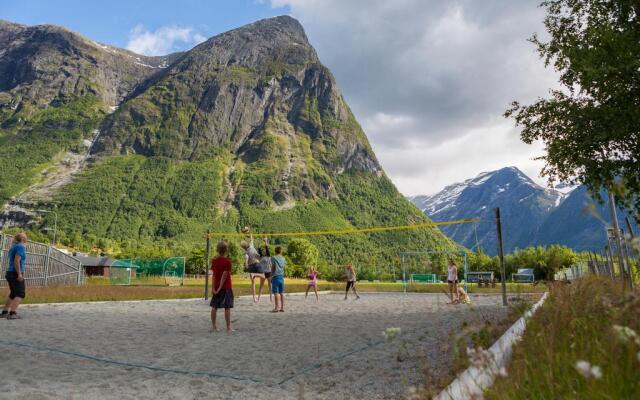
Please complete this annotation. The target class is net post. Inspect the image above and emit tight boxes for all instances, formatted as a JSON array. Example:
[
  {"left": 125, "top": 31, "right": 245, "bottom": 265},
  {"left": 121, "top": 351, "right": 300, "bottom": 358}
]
[
  {"left": 204, "top": 230, "right": 211, "bottom": 300},
  {"left": 495, "top": 207, "right": 507, "bottom": 306},
  {"left": 180, "top": 257, "right": 185, "bottom": 286},
  {"left": 401, "top": 253, "right": 406, "bottom": 293},
  {"left": 44, "top": 244, "right": 51, "bottom": 286},
  {"left": 463, "top": 251, "right": 468, "bottom": 292}
]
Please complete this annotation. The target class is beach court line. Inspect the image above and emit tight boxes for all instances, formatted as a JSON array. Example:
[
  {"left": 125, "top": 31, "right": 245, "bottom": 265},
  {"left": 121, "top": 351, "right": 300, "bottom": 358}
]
[{"left": 0, "top": 338, "right": 264, "bottom": 383}]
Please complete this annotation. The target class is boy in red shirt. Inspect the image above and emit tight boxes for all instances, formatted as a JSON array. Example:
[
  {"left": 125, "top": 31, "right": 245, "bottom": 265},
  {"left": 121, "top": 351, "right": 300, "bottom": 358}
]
[{"left": 210, "top": 241, "right": 234, "bottom": 334}]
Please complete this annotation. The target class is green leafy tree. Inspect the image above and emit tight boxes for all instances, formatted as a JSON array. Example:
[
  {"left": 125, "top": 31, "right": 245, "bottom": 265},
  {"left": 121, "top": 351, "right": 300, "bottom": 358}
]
[
  {"left": 186, "top": 247, "right": 206, "bottom": 275},
  {"left": 545, "top": 244, "right": 578, "bottom": 280},
  {"left": 227, "top": 241, "right": 244, "bottom": 274},
  {"left": 286, "top": 238, "right": 319, "bottom": 278},
  {"left": 505, "top": 0, "right": 640, "bottom": 213}
]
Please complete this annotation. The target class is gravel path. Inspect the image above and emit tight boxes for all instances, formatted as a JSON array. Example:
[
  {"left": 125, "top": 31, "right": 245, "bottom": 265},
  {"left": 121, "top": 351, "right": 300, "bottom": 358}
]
[{"left": 0, "top": 293, "right": 508, "bottom": 399}]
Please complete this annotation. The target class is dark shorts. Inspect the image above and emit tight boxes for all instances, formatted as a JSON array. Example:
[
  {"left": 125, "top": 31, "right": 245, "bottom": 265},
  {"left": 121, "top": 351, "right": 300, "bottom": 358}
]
[
  {"left": 346, "top": 280, "right": 356, "bottom": 290},
  {"left": 247, "top": 263, "right": 261, "bottom": 274},
  {"left": 272, "top": 275, "right": 285, "bottom": 294},
  {"left": 263, "top": 271, "right": 272, "bottom": 279},
  {"left": 448, "top": 280, "right": 457, "bottom": 284},
  {"left": 210, "top": 288, "right": 234, "bottom": 309},
  {"left": 5, "top": 271, "right": 26, "bottom": 299}
]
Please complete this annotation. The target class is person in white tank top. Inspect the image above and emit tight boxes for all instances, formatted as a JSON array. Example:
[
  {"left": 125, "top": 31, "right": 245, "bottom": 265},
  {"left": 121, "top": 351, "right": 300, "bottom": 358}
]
[{"left": 447, "top": 260, "right": 459, "bottom": 304}]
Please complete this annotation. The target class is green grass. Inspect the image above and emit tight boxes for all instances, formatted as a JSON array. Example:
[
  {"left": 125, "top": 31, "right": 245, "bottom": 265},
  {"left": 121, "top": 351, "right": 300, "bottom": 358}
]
[
  {"left": 485, "top": 276, "right": 640, "bottom": 399},
  {"left": 21, "top": 277, "right": 545, "bottom": 304}
]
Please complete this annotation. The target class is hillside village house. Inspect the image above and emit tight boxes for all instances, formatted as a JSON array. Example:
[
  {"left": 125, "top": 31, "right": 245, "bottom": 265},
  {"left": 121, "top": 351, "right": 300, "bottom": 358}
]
[{"left": 74, "top": 254, "right": 116, "bottom": 277}]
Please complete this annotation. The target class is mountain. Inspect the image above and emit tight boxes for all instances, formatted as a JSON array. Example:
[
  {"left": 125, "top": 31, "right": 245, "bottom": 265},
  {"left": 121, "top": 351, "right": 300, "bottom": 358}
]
[
  {"left": 534, "top": 186, "right": 638, "bottom": 252},
  {"left": 409, "top": 167, "right": 562, "bottom": 254},
  {"left": 0, "top": 16, "right": 453, "bottom": 260},
  {"left": 410, "top": 167, "right": 638, "bottom": 253},
  {"left": 0, "top": 19, "right": 180, "bottom": 203}
]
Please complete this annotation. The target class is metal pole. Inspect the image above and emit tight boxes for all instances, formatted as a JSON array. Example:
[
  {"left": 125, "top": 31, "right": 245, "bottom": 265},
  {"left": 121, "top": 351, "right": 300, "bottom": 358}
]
[
  {"left": 204, "top": 230, "right": 211, "bottom": 301},
  {"left": 44, "top": 245, "right": 51, "bottom": 286},
  {"left": 463, "top": 251, "right": 468, "bottom": 292},
  {"left": 401, "top": 253, "right": 406, "bottom": 293},
  {"left": 52, "top": 211, "right": 57, "bottom": 247},
  {"left": 495, "top": 208, "right": 507, "bottom": 306},
  {"left": 608, "top": 191, "right": 628, "bottom": 288}
]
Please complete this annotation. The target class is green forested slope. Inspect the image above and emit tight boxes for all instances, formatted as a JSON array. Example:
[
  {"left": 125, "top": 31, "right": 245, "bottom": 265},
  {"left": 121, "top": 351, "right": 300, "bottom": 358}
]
[
  {"left": 1, "top": 16, "right": 455, "bottom": 265},
  {"left": 49, "top": 155, "right": 452, "bottom": 263},
  {"left": 0, "top": 95, "right": 106, "bottom": 202}
]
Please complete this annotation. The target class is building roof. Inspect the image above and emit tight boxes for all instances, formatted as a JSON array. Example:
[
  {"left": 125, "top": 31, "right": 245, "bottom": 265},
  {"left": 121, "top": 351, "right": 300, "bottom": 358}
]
[{"left": 74, "top": 255, "right": 115, "bottom": 267}]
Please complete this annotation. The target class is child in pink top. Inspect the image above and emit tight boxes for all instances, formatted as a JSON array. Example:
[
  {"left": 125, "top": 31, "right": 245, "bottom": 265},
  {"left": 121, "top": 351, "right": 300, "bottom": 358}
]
[{"left": 304, "top": 266, "right": 319, "bottom": 302}]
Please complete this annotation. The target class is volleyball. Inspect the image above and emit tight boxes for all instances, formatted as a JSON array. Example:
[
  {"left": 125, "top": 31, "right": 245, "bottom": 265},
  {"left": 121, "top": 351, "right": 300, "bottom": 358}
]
[{"left": 241, "top": 226, "right": 251, "bottom": 234}]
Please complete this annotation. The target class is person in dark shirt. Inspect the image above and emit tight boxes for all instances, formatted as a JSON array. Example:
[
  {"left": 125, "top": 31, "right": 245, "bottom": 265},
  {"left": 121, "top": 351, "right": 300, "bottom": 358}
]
[
  {"left": 2, "top": 232, "right": 27, "bottom": 319},
  {"left": 210, "top": 241, "right": 234, "bottom": 334}
]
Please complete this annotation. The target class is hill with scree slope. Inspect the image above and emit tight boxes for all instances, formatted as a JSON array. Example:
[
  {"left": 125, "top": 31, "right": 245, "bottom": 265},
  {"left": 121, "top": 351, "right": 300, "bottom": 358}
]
[{"left": 0, "top": 16, "right": 454, "bottom": 261}]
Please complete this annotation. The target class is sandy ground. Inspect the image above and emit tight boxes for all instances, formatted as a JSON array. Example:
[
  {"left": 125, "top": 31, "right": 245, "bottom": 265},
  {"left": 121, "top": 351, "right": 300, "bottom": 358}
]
[{"left": 0, "top": 293, "right": 508, "bottom": 399}]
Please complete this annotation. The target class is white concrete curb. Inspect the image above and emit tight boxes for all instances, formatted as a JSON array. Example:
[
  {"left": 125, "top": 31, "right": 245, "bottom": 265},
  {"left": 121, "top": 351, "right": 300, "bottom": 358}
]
[{"left": 434, "top": 292, "right": 549, "bottom": 400}]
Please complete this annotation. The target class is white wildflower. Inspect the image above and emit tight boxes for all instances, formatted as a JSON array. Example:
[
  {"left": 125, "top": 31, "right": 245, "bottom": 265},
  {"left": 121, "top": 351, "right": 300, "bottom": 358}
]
[
  {"left": 575, "top": 360, "right": 603, "bottom": 380},
  {"left": 382, "top": 327, "right": 401, "bottom": 342},
  {"left": 575, "top": 360, "right": 591, "bottom": 378},
  {"left": 612, "top": 325, "right": 640, "bottom": 345},
  {"left": 591, "top": 365, "right": 602, "bottom": 380}
]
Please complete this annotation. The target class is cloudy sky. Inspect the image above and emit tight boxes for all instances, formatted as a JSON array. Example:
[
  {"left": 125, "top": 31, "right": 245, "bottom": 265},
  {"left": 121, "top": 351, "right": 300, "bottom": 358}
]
[{"left": 3, "top": 0, "right": 558, "bottom": 195}]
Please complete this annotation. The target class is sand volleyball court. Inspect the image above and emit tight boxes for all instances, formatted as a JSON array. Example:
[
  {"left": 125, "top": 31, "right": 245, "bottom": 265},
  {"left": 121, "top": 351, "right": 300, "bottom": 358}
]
[{"left": 0, "top": 293, "right": 508, "bottom": 399}]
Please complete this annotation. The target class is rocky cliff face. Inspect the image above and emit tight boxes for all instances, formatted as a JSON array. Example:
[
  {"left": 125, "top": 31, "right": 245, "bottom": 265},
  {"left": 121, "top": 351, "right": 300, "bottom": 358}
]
[
  {"left": 93, "top": 16, "right": 380, "bottom": 205},
  {"left": 0, "top": 16, "right": 450, "bottom": 259},
  {"left": 0, "top": 20, "right": 180, "bottom": 110}
]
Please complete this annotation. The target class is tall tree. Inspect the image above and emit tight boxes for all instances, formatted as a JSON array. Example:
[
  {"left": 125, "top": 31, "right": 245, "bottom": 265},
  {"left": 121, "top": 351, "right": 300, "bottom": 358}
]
[{"left": 505, "top": 0, "right": 640, "bottom": 215}]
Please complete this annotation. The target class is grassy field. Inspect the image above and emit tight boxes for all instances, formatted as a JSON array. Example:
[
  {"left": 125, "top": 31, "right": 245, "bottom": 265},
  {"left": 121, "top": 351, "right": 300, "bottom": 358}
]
[
  {"left": 16, "top": 276, "right": 545, "bottom": 304},
  {"left": 485, "top": 276, "right": 639, "bottom": 399}
]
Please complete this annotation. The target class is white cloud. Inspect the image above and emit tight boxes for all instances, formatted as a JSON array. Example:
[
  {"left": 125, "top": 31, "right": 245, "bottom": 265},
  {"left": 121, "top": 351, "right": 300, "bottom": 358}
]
[
  {"left": 126, "top": 25, "right": 206, "bottom": 56},
  {"left": 267, "top": 0, "right": 559, "bottom": 195}
]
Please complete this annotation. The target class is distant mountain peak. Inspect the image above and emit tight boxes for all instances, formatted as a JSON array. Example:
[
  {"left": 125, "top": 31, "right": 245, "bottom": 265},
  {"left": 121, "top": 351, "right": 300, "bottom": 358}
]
[{"left": 409, "top": 167, "right": 562, "bottom": 253}]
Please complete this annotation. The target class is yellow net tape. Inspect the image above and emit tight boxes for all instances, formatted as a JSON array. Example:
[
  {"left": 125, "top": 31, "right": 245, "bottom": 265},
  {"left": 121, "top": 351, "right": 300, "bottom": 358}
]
[{"left": 207, "top": 218, "right": 479, "bottom": 238}]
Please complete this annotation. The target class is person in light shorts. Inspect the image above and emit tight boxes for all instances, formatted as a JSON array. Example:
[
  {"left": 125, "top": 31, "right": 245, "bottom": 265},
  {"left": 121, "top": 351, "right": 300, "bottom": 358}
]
[
  {"left": 305, "top": 265, "right": 319, "bottom": 302},
  {"left": 258, "top": 241, "right": 272, "bottom": 302},
  {"left": 447, "top": 259, "right": 459, "bottom": 304},
  {"left": 344, "top": 264, "right": 360, "bottom": 300},
  {"left": 241, "top": 235, "right": 262, "bottom": 303}
]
